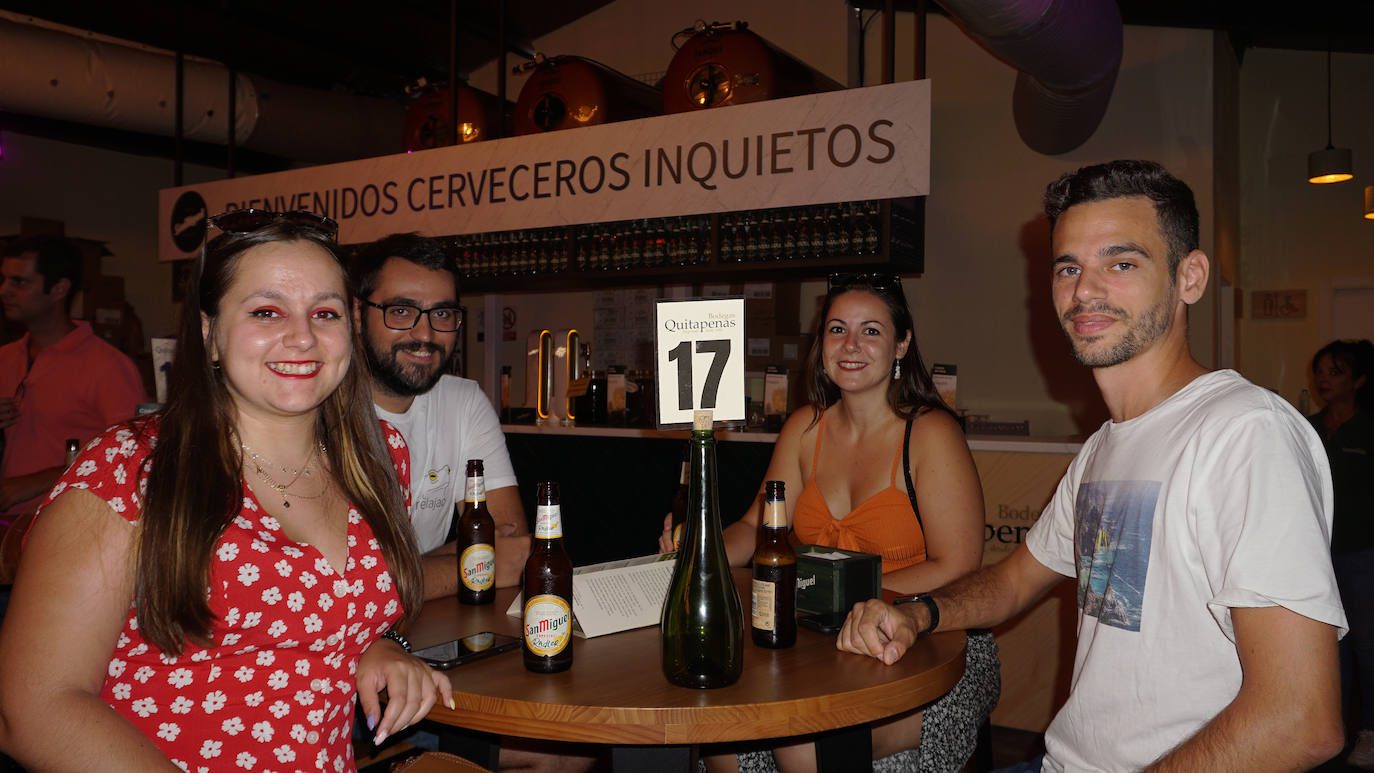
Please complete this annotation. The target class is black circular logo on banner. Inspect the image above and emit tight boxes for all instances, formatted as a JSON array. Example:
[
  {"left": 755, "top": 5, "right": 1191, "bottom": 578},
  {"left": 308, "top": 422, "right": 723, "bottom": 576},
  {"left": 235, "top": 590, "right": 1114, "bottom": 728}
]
[{"left": 170, "top": 192, "right": 208, "bottom": 253}]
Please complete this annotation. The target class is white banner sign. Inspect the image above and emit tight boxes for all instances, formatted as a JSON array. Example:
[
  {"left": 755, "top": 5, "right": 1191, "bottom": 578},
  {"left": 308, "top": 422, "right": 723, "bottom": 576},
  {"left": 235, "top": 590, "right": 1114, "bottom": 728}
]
[
  {"left": 158, "top": 79, "right": 930, "bottom": 260},
  {"left": 655, "top": 298, "right": 745, "bottom": 427}
]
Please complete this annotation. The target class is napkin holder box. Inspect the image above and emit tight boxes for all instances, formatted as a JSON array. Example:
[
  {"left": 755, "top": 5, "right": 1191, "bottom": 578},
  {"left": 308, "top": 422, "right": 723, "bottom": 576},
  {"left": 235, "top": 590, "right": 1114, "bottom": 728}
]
[{"left": 795, "top": 545, "right": 881, "bottom": 615}]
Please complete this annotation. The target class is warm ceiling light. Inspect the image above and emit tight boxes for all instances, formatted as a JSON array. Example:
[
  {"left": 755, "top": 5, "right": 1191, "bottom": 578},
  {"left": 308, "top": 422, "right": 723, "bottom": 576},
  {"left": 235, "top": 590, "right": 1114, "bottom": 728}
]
[
  {"left": 1309, "top": 47, "right": 1353, "bottom": 184},
  {"left": 1309, "top": 147, "right": 1354, "bottom": 184},
  {"left": 1364, "top": 186, "right": 1374, "bottom": 220}
]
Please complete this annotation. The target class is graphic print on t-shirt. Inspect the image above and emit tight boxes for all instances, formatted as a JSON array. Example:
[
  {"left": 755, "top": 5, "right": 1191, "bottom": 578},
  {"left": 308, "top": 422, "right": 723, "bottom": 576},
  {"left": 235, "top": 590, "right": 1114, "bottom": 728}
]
[
  {"left": 416, "top": 464, "right": 453, "bottom": 518},
  {"left": 1073, "top": 480, "right": 1160, "bottom": 632}
]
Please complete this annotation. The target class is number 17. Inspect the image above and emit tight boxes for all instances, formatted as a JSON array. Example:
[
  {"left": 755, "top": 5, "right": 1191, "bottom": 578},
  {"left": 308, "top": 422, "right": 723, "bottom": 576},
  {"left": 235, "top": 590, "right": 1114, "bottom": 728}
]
[{"left": 667, "top": 339, "right": 730, "bottom": 411}]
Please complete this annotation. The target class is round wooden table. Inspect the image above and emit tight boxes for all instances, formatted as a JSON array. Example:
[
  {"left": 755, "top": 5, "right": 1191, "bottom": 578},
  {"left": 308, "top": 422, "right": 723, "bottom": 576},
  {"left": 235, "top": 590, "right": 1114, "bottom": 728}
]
[{"left": 411, "top": 569, "right": 966, "bottom": 770}]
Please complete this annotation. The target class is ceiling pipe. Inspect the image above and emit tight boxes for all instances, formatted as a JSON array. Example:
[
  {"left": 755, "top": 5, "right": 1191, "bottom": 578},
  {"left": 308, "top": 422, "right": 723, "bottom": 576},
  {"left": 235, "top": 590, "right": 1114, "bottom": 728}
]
[
  {"left": 0, "top": 14, "right": 403, "bottom": 164},
  {"left": 935, "top": 0, "right": 1123, "bottom": 155}
]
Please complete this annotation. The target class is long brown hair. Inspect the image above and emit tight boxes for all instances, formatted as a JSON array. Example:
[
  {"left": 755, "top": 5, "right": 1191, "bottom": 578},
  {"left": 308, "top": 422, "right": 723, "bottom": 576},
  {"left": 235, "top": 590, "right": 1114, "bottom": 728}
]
[
  {"left": 804, "top": 274, "right": 952, "bottom": 427},
  {"left": 135, "top": 221, "right": 422, "bottom": 655}
]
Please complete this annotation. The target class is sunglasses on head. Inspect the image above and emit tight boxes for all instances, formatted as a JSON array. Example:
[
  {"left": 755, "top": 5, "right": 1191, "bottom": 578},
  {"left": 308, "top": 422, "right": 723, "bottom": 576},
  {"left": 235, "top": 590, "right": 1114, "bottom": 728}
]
[
  {"left": 207, "top": 209, "right": 339, "bottom": 241},
  {"left": 826, "top": 272, "right": 903, "bottom": 294}
]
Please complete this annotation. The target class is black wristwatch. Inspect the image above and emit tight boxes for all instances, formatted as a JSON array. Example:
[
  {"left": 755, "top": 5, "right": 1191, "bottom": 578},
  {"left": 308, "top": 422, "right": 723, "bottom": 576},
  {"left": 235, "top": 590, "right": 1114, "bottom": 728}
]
[
  {"left": 893, "top": 593, "right": 940, "bottom": 638},
  {"left": 380, "top": 629, "right": 411, "bottom": 652}
]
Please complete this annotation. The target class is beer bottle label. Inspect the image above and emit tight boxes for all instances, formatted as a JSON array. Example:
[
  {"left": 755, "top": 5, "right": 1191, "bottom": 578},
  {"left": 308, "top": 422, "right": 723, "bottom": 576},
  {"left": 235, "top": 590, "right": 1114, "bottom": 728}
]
[
  {"left": 535, "top": 505, "right": 563, "bottom": 538},
  {"left": 459, "top": 543, "right": 495, "bottom": 591},
  {"left": 672, "top": 523, "right": 684, "bottom": 551},
  {"left": 752, "top": 579, "right": 776, "bottom": 631},
  {"left": 763, "top": 499, "right": 786, "bottom": 529},
  {"left": 524, "top": 594, "right": 572, "bottom": 655},
  {"left": 465, "top": 476, "right": 486, "bottom": 503}
]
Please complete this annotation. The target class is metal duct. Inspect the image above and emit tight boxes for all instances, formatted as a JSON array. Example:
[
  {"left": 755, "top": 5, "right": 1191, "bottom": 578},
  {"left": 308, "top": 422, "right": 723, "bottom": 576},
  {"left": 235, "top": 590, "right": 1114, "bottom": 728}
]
[
  {"left": 935, "top": 0, "right": 1123, "bottom": 155},
  {"left": 0, "top": 14, "right": 403, "bottom": 163}
]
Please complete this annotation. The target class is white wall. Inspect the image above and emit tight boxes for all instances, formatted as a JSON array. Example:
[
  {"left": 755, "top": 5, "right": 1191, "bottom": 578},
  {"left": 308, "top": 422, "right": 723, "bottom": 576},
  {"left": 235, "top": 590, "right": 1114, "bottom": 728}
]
[{"left": 1237, "top": 47, "right": 1374, "bottom": 405}]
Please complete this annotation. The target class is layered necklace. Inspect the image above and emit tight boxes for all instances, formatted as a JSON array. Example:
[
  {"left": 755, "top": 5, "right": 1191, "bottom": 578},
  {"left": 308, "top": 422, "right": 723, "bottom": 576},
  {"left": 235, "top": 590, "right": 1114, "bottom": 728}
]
[{"left": 241, "top": 440, "right": 327, "bottom": 509}]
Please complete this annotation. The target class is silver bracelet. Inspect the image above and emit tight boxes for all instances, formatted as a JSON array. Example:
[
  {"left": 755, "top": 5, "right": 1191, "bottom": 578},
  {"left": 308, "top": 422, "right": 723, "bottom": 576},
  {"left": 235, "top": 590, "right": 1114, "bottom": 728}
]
[{"left": 380, "top": 629, "right": 411, "bottom": 652}]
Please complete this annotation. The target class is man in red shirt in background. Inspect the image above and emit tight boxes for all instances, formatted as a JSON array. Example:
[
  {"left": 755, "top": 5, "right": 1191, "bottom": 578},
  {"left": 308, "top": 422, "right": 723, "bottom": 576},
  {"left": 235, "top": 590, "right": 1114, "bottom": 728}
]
[{"left": 0, "top": 235, "right": 146, "bottom": 521}]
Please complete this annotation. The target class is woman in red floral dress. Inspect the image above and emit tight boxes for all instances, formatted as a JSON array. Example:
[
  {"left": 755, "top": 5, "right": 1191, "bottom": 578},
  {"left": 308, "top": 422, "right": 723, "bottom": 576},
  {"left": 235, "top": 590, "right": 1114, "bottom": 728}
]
[{"left": 0, "top": 211, "right": 451, "bottom": 772}]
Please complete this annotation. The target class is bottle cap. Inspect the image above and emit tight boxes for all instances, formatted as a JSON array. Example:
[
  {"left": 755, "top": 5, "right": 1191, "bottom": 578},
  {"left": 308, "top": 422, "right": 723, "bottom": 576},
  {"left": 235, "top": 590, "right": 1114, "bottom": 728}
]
[{"left": 693, "top": 410, "right": 713, "bottom": 430}]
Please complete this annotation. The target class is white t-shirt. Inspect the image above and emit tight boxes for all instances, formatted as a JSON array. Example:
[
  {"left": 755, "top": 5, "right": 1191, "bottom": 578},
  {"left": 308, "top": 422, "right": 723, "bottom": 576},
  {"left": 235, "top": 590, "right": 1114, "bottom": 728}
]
[
  {"left": 1025, "top": 369, "right": 1346, "bottom": 773},
  {"left": 374, "top": 376, "right": 519, "bottom": 553}
]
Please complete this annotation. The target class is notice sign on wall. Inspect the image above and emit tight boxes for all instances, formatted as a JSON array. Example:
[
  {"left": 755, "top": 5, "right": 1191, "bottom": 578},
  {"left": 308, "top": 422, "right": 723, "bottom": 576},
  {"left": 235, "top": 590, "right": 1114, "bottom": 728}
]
[
  {"left": 656, "top": 298, "right": 745, "bottom": 427},
  {"left": 158, "top": 79, "right": 931, "bottom": 260}
]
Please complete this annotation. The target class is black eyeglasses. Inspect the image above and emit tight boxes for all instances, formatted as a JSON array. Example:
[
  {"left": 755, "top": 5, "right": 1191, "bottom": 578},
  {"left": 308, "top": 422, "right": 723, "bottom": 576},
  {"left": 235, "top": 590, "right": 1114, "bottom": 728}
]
[
  {"left": 364, "top": 300, "right": 462, "bottom": 332},
  {"left": 207, "top": 209, "right": 339, "bottom": 241},
  {"left": 827, "top": 272, "right": 903, "bottom": 293}
]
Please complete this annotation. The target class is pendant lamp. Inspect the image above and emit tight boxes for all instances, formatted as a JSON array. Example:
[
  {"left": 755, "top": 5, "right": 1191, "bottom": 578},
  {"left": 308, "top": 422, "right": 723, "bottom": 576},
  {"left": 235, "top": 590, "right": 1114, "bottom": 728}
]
[
  {"left": 1364, "top": 186, "right": 1374, "bottom": 220},
  {"left": 1308, "top": 47, "right": 1353, "bottom": 184}
]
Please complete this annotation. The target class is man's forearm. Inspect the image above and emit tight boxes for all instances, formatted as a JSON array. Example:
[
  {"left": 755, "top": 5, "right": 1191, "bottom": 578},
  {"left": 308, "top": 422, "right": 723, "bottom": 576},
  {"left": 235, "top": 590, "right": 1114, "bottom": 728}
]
[
  {"left": 928, "top": 547, "right": 1061, "bottom": 632},
  {"left": 420, "top": 551, "right": 460, "bottom": 601}
]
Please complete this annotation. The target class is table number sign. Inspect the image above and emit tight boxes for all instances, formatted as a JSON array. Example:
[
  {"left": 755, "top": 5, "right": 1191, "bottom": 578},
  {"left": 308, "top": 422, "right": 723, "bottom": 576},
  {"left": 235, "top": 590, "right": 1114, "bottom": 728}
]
[{"left": 655, "top": 298, "right": 745, "bottom": 427}]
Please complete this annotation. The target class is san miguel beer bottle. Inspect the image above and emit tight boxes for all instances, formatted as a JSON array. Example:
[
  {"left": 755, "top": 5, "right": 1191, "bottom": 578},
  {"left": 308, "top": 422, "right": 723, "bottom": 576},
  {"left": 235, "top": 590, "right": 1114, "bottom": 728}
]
[
  {"left": 523, "top": 481, "right": 573, "bottom": 673},
  {"left": 455, "top": 460, "right": 496, "bottom": 605},
  {"left": 661, "top": 410, "right": 743, "bottom": 688},
  {"left": 751, "top": 481, "right": 797, "bottom": 648}
]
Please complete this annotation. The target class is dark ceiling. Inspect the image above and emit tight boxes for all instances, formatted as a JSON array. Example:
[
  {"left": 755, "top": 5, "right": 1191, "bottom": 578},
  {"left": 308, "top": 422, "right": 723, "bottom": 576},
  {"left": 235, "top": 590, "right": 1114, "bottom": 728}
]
[
  {"left": 2, "top": 1, "right": 1372, "bottom": 170},
  {"left": 0, "top": 0, "right": 616, "bottom": 100},
  {"left": 9, "top": 1, "right": 1374, "bottom": 102}
]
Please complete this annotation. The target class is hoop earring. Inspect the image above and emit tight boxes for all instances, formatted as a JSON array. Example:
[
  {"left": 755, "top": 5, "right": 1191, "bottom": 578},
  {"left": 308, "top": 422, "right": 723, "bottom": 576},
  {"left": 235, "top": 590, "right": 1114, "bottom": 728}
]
[{"left": 893, "top": 360, "right": 901, "bottom": 380}]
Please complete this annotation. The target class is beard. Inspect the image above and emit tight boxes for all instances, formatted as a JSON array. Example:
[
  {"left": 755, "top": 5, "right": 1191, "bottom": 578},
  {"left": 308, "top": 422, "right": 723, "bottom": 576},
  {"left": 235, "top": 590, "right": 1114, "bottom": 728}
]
[
  {"left": 362, "top": 319, "right": 455, "bottom": 398},
  {"left": 1061, "top": 290, "right": 1175, "bottom": 368}
]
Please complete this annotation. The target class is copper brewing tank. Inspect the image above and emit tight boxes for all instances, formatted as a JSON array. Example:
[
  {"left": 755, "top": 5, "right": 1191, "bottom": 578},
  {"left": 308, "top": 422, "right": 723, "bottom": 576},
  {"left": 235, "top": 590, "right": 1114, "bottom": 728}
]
[
  {"left": 513, "top": 55, "right": 661, "bottom": 135},
  {"left": 404, "top": 84, "right": 503, "bottom": 151},
  {"left": 663, "top": 21, "right": 841, "bottom": 114}
]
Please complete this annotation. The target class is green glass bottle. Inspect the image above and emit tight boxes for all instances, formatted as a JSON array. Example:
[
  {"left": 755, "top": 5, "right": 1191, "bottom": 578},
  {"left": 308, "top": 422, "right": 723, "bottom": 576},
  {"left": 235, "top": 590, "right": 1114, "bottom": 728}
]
[{"left": 661, "top": 410, "right": 743, "bottom": 688}]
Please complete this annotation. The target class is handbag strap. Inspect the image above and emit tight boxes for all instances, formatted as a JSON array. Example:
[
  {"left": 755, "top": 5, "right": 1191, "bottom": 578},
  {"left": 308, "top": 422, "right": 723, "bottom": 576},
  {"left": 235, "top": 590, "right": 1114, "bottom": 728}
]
[{"left": 902, "top": 414, "right": 924, "bottom": 533}]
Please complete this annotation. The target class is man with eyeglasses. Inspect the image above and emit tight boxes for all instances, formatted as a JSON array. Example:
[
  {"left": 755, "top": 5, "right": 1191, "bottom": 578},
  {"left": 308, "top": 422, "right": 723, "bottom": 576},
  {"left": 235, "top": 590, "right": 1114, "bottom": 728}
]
[
  {"left": 350, "top": 232, "right": 531, "bottom": 600},
  {"left": 0, "top": 235, "right": 146, "bottom": 521},
  {"left": 352, "top": 233, "right": 596, "bottom": 773}
]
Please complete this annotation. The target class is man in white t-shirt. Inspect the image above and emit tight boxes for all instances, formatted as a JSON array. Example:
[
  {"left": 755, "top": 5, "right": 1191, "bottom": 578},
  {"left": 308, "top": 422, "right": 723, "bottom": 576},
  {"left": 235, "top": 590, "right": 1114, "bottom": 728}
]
[
  {"left": 351, "top": 233, "right": 530, "bottom": 600},
  {"left": 838, "top": 160, "right": 1348, "bottom": 772},
  {"left": 354, "top": 239, "right": 594, "bottom": 772}
]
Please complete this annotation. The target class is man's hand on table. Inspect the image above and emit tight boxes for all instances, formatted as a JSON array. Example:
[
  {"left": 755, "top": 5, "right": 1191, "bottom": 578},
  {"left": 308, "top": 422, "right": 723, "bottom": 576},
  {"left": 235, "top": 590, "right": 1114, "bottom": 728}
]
[{"left": 836, "top": 599, "right": 927, "bottom": 665}]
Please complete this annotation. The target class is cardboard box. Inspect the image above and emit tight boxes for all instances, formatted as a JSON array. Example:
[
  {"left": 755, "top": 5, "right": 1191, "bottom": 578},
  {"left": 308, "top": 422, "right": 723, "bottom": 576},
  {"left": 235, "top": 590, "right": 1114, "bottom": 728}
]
[{"left": 795, "top": 545, "right": 882, "bottom": 615}]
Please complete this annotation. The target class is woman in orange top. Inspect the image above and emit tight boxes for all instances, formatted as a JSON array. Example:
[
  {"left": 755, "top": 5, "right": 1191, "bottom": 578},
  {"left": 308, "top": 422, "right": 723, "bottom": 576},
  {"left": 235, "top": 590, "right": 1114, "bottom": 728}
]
[{"left": 663, "top": 273, "right": 995, "bottom": 773}]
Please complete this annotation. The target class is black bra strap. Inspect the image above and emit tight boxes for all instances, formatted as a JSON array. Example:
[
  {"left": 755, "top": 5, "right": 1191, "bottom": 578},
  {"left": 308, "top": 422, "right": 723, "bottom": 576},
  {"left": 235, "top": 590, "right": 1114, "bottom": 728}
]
[{"left": 903, "top": 415, "right": 924, "bottom": 533}]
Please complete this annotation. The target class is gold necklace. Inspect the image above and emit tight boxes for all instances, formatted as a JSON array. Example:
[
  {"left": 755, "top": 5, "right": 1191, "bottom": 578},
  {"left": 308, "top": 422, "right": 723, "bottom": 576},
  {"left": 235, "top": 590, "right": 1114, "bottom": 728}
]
[{"left": 242, "top": 442, "right": 325, "bottom": 509}]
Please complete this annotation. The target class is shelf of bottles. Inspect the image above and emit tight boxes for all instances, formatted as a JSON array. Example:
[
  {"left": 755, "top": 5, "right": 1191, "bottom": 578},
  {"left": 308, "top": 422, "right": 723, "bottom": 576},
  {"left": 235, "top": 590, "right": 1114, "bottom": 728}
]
[{"left": 451, "top": 197, "right": 923, "bottom": 291}]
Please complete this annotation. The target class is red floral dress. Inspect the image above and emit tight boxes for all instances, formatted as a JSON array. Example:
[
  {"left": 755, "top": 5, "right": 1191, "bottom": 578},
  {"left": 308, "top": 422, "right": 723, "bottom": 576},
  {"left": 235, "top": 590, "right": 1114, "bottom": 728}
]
[{"left": 39, "top": 420, "right": 412, "bottom": 773}]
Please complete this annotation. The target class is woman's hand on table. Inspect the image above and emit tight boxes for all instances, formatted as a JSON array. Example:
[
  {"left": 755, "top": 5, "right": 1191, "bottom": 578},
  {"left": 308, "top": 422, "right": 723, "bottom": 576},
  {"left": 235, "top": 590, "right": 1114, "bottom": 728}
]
[
  {"left": 836, "top": 599, "right": 920, "bottom": 666},
  {"left": 657, "top": 513, "right": 675, "bottom": 554},
  {"left": 356, "top": 636, "right": 454, "bottom": 745}
]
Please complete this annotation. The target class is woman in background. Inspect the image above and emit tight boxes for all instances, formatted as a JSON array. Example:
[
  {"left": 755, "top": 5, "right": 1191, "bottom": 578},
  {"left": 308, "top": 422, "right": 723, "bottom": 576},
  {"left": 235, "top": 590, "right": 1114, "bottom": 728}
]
[
  {"left": 1309, "top": 338, "right": 1374, "bottom": 769},
  {"left": 664, "top": 273, "right": 997, "bottom": 773},
  {"left": 0, "top": 211, "right": 449, "bottom": 771}
]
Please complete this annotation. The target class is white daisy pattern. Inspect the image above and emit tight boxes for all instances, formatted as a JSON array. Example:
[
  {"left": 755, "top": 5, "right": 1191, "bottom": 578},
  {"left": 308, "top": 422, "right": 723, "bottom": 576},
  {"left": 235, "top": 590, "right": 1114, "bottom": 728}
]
[{"left": 42, "top": 420, "right": 411, "bottom": 773}]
